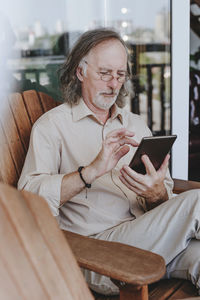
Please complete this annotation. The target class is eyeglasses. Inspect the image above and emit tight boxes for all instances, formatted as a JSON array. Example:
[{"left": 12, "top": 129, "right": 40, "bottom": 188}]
[{"left": 83, "top": 60, "right": 129, "bottom": 83}]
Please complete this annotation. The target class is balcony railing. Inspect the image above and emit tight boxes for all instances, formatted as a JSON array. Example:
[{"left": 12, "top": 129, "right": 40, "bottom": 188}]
[{"left": 129, "top": 43, "right": 170, "bottom": 135}]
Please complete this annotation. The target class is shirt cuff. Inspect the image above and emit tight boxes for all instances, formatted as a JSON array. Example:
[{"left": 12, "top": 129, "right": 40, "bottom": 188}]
[
  {"left": 136, "top": 195, "right": 148, "bottom": 212},
  {"left": 39, "top": 174, "right": 65, "bottom": 216}
]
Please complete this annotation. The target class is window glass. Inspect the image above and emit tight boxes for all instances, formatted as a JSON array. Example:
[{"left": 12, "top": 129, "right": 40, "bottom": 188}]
[{"left": 0, "top": 0, "right": 170, "bottom": 134}]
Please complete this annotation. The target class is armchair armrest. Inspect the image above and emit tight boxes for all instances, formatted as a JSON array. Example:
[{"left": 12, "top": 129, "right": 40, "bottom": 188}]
[
  {"left": 63, "top": 230, "right": 165, "bottom": 287},
  {"left": 173, "top": 178, "right": 200, "bottom": 194},
  {"left": 63, "top": 178, "right": 200, "bottom": 296}
]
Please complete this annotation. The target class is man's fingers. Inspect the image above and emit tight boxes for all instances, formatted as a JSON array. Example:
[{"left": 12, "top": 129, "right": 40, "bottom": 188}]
[
  {"left": 106, "top": 136, "right": 139, "bottom": 147},
  {"left": 120, "top": 167, "right": 145, "bottom": 190},
  {"left": 141, "top": 155, "right": 156, "bottom": 175},
  {"left": 119, "top": 175, "right": 142, "bottom": 194},
  {"left": 114, "top": 145, "right": 130, "bottom": 161},
  {"left": 158, "top": 154, "right": 170, "bottom": 173},
  {"left": 141, "top": 154, "right": 170, "bottom": 176},
  {"left": 120, "top": 165, "right": 145, "bottom": 185},
  {"left": 119, "top": 137, "right": 138, "bottom": 147},
  {"left": 106, "top": 128, "right": 135, "bottom": 139}
]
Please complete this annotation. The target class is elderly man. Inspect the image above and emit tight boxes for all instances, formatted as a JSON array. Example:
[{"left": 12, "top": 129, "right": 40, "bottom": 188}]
[{"left": 18, "top": 28, "right": 200, "bottom": 295}]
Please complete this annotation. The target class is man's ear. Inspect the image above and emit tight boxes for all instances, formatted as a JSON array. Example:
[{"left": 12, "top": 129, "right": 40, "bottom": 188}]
[{"left": 76, "top": 66, "right": 84, "bottom": 82}]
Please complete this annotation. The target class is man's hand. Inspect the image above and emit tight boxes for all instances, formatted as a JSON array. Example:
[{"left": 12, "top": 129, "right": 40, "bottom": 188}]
[
  {"left": 119, "top": 154, "right": 170, "bottom": 209},
  {"left": 90, "top": 128, "right": 138, "bottom": 179}
]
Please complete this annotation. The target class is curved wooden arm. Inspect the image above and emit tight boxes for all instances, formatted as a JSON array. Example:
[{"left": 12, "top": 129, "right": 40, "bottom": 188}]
[
  {"left": 63, "top": 230, "right": 165, "bottom": 286},
  {"left": 173, "top": 178, "right": 200, "bottom": 194}
]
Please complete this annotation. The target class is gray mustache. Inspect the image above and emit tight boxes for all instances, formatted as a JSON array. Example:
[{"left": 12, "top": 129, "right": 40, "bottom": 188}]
[{"left": 99, "top": 90, "right": 119, "bottom": 96}]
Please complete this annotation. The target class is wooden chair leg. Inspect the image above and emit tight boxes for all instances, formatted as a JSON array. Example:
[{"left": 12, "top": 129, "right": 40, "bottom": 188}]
[
  {"left": 119, "top": 285, "right": 148, "bottom": 300},
  {"left": 111, "top": 279, "right": 148, "bottom": 300}
]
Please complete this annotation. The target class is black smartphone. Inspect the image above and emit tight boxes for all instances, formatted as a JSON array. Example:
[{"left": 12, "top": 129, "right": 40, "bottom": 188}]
[{"left": 129, "top": 135, "right": 177, "bottom": 174}]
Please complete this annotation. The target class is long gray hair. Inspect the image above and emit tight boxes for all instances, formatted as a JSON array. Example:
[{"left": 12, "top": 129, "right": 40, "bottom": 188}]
[{"left": 59, "top": 28, "right": 132, "bottom": 107}]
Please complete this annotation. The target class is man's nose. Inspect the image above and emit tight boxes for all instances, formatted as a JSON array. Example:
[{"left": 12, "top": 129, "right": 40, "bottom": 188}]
[{"left": 107, "top": 77, "right": 120, "bottom": 89}]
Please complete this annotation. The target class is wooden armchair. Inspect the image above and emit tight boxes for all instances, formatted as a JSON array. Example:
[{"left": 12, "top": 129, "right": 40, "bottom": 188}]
[
  {"left": 0, "top": 90, "right": 200, "bottom": 300},
  {"left": 0, "top": 182, "right": 93, "bottom": 300}
]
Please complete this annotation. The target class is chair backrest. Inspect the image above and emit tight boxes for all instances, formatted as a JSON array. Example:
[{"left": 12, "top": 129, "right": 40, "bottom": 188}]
[
  {"left": 0, "top": 90, "right": 59, "bottom": 187},
  {"left": 0, "top": 182, "right": 93, "bottom": 300}
]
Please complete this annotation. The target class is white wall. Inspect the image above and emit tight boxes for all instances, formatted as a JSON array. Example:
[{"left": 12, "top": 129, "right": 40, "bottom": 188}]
[{"left": 171, "top": 0, "right": 190, "bottom": 179}]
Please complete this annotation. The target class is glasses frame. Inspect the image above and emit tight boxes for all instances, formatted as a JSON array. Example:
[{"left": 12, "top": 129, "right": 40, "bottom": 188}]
[{"left": 83, "top": 60, "right": 129, "bottom": 83}]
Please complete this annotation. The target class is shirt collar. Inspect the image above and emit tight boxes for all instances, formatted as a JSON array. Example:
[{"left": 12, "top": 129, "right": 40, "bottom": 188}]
[
  {"left": 110, "top": 103, "right": 124, "bottom": 124},
  {"left": 72, "top": 98, "right": 124, "bottom": 125},
  {"left": 72, "top": 99, "right": 95, "bottom": 122}
]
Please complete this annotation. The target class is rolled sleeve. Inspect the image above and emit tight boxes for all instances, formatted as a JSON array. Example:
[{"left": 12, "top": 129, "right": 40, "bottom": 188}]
[
  {"left": 19, "top": 173, "right": 65, "bottom": 216},
  {"left": 36, "top": 174, "right": 65, "bottom": 216}
]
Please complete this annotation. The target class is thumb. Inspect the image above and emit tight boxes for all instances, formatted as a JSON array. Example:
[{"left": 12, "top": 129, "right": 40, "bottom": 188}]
[{"left": 158, "top": 154, "right": 170, "bottom": 175}]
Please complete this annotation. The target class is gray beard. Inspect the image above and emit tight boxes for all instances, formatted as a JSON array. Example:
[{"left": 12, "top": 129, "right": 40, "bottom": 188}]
[{"left": 92, "top": 93, "right": 118, "bottom": 110}]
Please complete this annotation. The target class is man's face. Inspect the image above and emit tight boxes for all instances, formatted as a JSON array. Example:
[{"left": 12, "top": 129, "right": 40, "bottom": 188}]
[{"left": 77, "top": 39, "right": 127, "bottom": 111}]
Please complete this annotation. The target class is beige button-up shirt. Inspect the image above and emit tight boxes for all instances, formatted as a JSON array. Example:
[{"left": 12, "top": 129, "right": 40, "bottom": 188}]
[{"left": 18, "top": 100, "right": 174, "bottom": 236}]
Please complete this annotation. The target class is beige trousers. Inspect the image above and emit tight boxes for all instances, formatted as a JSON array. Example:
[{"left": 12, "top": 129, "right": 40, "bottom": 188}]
[{"left": 82, "top": 189, "right": 200, "bottom": 295}]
